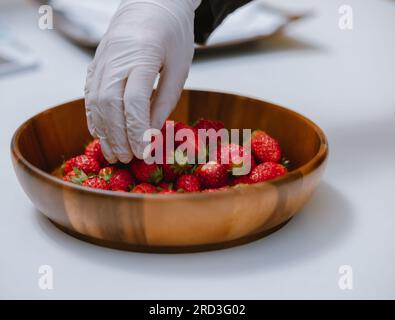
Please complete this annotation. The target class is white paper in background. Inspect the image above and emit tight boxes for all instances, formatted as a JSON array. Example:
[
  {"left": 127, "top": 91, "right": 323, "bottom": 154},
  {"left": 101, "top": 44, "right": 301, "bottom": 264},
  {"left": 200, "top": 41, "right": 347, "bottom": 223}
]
[
  {"left": 205, "top": 1, "right": 287, "bottom": 45},
  {"left": 50, "top": 0, "right": 121, "bottom": 46},
  {"left": 50, "top": 0, "right": 297, "bottom": 49}
]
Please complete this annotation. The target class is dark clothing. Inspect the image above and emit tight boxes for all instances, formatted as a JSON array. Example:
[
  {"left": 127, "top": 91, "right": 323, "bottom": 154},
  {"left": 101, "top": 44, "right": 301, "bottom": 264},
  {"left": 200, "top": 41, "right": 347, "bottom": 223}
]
[{"left": 194, "top": 0, "right": 252, "bottom": 44}]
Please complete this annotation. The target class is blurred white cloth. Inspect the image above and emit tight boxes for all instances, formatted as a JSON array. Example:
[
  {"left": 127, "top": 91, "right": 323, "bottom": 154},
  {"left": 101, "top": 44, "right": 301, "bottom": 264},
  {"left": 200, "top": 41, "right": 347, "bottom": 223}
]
[
  {"left": 50, "top": 0, "right": 121, "bottom": 45},
  {"left": 0, "top": 23, "right": 38, "bottom": 75},
  {"left": 50, "top": 0, "right": 299, "bottom": 49}
]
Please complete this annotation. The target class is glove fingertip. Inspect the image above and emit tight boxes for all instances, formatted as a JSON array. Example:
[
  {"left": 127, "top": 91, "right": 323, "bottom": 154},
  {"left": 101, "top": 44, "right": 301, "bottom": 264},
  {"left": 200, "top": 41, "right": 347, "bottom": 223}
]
[
  {"left": 100, "top": 138, "right": 117, "bottom": 164},
  {"left": 118, "top": 153, "right": 133, "bottom": 164}
]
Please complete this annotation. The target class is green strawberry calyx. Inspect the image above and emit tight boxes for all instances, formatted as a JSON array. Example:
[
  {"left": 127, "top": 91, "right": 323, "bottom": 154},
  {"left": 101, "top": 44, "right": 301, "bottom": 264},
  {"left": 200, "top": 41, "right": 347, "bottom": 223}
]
[
  {"left": 70, "top": 168, "right": 88, "bottom": 185},
  {"left": 149, "top": 167, "right": 163, "bottom": 185}
]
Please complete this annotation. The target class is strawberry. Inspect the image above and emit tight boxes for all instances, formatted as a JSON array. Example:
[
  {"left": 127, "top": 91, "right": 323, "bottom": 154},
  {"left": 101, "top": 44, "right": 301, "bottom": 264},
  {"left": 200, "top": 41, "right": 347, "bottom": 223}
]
[
  {"left": 175, "top": 127, "right": 206, "bottom": 161},
  {"left": 63, "top": 155, "right": 101, "bottom": 175},
  {"left": 161, "top": 149, "right": 193, "bottom": 182},
  {"left": 174, "top": 122, "right": 195, "bottom": 147},
  {"left": 194, "top": 118, "right": 225, "bottom": 132},
  {"left": 63, "top": 168, "right": 88, "bottom": 184},
  {"left": 158, "top": 189, "right": 177, "bottom": 194},
  {"left": 130, "top": 159, "right": 163, "bottom": 184},
  {"left": 175, "top": 174, "right": 201, "bottom": 192},
  {"left": 162, "top": 163, "right": 181, "bottom": 182},
  {"left": 194, "top": 118, "right": 227, "bottom": 145},
  {"left": 249, "top": 162, "right": 287, "bottom": 183},
  {"left": 85, "top": 139, "right": 108, "bottom": 166},
  {"left": 231, "top": 175, "right": 253, "bottom": 186},
  {"left": 251, "top": 130, "right": 281, "bottom": 163},
  {"left": 215, "top": 143, "right": 256, "bottom": 174},
  {"left": 157, "top": 181, "right": 173, "bottom": 191},
  {"left": 108, "top": 169, "right": 134, "bottom": 191},
  {"left": 98, "top": 166, "right": 117, "bottom": 181},
  {"left": 195, "top": 161, "right": 229, "bottom": 189},
  {"left": 153, "top": 120, "right": 196, "bottom": 162},
  {"left": 131, "top": 183, "right": 157, "bottom": 194},
  {"left": 162, "top": 120, "right": 205, "bottom": 159},
  {"left": 201, "top": 187, "right": 228, "bottom": 193},
  {"left": 82, "top": 176, "right": 109, "bottom": 190},
  {"left": 161, "top": 120, "right": 193, "bottom": 147}
]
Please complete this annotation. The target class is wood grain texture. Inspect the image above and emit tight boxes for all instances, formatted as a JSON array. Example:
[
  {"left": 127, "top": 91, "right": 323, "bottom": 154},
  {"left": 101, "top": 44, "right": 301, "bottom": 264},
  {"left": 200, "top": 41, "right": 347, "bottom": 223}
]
[{"left": 11, "top": 90, "right": 328, "bottom": 252}]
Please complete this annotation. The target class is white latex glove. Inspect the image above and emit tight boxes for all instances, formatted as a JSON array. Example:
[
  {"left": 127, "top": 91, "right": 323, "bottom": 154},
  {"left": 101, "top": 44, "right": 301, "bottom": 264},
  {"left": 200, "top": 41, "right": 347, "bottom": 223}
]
[{"left": 85, "top": 0, "right": 201, "bottom": 163}]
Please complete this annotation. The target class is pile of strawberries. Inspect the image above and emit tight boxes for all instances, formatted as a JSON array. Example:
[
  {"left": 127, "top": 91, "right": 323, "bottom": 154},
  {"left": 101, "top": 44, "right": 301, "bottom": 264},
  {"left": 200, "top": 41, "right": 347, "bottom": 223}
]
[{"left": 61, "top": 118, "right": 289, "bottom": 194}]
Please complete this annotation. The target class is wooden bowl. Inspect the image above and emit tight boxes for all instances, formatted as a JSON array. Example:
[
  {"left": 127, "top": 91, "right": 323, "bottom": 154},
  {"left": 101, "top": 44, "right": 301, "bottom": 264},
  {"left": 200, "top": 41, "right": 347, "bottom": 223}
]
[{"left": 11, "top": 90, "right": 328, "bottom": 253}]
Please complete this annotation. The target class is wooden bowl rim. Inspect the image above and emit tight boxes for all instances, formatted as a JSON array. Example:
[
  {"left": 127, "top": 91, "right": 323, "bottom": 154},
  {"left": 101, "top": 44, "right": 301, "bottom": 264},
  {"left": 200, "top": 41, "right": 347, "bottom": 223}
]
[{"left": 11, "top": 89, "right": 328, "bottom": 201}]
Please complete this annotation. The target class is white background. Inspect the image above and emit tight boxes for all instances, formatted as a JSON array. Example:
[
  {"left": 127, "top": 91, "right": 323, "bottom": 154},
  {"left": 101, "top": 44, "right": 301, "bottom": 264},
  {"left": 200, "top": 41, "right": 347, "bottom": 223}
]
[{"left": 0, "top": 0, "right": 394, "bottom": 299}]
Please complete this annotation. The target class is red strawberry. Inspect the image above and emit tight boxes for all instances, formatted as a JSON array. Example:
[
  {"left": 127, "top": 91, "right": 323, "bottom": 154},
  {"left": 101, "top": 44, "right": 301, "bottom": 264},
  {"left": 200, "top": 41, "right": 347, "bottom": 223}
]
[
  {"left": 162, "top": 163, "right": 181, "bottom": 182},
  {"left": 231, "top": 175, "right": 253, "bottom": 186},
  {"left": 85, "top": 139, "right": 109, "bottom": 166},
  {"left": 82, "top": 176, "right": 109, "bottom": 190},
  {"left": 130, "top": 159, "right": 163, "bottom": 184},
  {"left": 158, "top": 189, "right": 177, "bottom": 194},
  {"left": 161, "top": 150, "right": 193, "bottom": 182},
  {"left": 194, "top": 118, "right": 225, "bottom": 132},
  {"left": 251, "top": 130, "right": 281, "bottom": 163},
  {"left": 63, "top": 168, "right": 88, "bottom": 184},
  {"left": 157, "top": 181, "right": 173, "bottom": 191},
  {"left": 131, "top": 183, "right": 157, "bottom": 194},
  {"left": 202, "top": 187, "right": 228, "bottom": 193},
  {"left": 174, "top": 122, "right": 194, "bottom": 147},
  {"left": 215, "top": 143, "right": 256, "bottom": 174},
  {"left": 98, "top": 166, "right": 117, "bottom": 181},
  {"left": 161, "top": 120, "right": 193, "bottom": 147},
  {"left": 194, "top": 118, "right": 227, "bottom": 145},
  {"left": 162, "top": 120, "right": 205, "bottom": 159},
  {"left": 175, "top": 174, "right": 201, "bottom": 192},
  {"left": 174, "top": 127, "right": 205, "bottom": 161},
  {"left": 195, "top": 161, "right": 229, "bottom": 189},
  {"left": 63, "top": 155, "right": 101, "bottom": 175},
  {"left": 154, "top": 120, "right": 196, "bottom": 162},
  {"left": 108, "top": 169, "right": 134, "bottom": 191},
  {"left": 249, "top": 162, "right": 287, "bottom": 183}
]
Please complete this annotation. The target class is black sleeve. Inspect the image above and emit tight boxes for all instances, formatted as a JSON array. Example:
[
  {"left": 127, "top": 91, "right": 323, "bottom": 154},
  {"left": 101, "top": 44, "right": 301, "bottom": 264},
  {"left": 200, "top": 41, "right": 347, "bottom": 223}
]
[{"left": 194, "top": 0, "right": 252, "bottom": 44}]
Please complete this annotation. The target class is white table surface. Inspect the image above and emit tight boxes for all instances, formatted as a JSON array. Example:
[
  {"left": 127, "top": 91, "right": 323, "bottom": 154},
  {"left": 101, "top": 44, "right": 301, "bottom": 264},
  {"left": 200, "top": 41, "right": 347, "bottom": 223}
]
[{"left": 1, "top": 0, "right": 394, "bottom": 299}]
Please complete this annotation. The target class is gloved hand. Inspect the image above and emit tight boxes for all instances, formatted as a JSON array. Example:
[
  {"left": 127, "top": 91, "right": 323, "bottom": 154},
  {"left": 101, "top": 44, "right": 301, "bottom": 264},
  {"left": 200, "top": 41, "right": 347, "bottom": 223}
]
[{"left": 84, "top": 0, "right": 201, "bottom": 163}]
